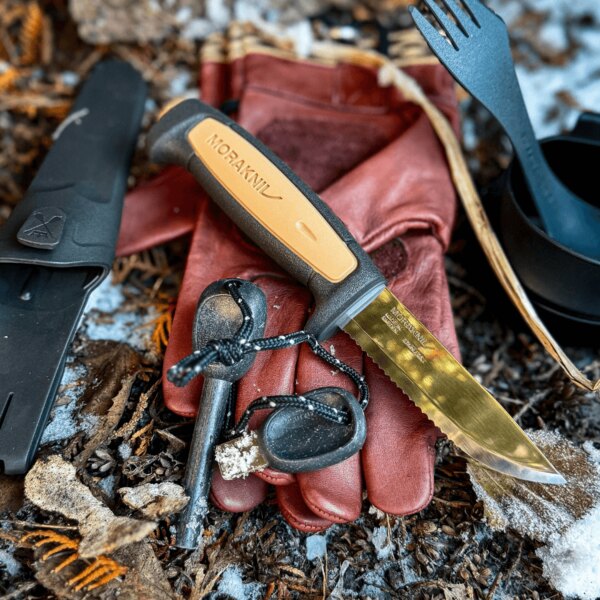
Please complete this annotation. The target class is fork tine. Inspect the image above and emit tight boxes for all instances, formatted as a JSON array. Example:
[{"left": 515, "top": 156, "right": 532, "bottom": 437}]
[
  {"left": 419, "top": 0, "right": 466, "bottom": 49},
  {"left": 439, "top": 0, "right": 477, "bottom": 35},
  {"left": 458, "top": 0, "right": 491, "bottom": 26},
  {"left": 410, "top": 6, "right": 459, "bottom": 59}
]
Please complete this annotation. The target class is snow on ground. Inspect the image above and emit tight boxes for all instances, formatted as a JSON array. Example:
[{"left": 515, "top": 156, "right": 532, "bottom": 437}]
[
  {"left": 538, "top": 501, "right": 600, "bottom": 600},
  {"left": 471, "top": 432, "right": 600, "bottom": 600},
  {"left": 214, "top": 565, "right": 264, "bottom": 600},
  {"left": 40, "top": 362, "right": 95, "bottom": 445},
  {"left": 40, "top": 274, "right": 155, "bottom": 446},
  {"left": 83, "top": 275, "right": 156, "bottom": 351},
  {"left": 536, "top": 441, "right": 600, "bottom": 600},
  {"left": 305, "top": 534, "right": 327, "bottom": 560},
  {"left": 489, "top": 0, "right": 600, "bottom": 138}
]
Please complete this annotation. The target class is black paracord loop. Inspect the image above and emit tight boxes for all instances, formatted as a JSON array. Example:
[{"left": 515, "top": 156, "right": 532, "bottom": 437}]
[{"left": 167, "top": 281, "right": 369, "bottom": 437}]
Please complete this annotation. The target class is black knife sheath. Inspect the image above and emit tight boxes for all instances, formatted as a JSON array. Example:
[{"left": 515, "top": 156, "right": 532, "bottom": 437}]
[{"left": 0, "top": 59, "right": 146, "bottom": 474}]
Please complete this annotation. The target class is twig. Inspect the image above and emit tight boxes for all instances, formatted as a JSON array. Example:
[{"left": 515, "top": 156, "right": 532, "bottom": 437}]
[
  {"left": 513, "top": 391, "right": 547, "bottom": 423},
  {"left": 0, "top": 519, "right": 78, "bottom": 531},
  {"left": 432, "top": 497, "right": 472, "bottom": 507},
  {"left": 1, "top": 581, "right": 37, "bottom": 599},
  {"left": 486, "top": 541, "right": 523, "bottom": 600}
]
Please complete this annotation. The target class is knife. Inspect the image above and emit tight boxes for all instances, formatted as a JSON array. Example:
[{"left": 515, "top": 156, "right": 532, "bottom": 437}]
[{"left": 148, "top": 99, "right": 565, "bottom": 484}]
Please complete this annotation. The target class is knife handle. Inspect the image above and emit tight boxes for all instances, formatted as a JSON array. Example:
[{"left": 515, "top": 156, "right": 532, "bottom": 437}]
[{"left": 148, "top": 99, "right": 385, "bottom": 340}]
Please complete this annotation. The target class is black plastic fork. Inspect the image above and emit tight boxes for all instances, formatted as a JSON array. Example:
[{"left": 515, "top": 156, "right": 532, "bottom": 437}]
[{"left": 410, "top": 0, "right": 600, "bottom": 260}]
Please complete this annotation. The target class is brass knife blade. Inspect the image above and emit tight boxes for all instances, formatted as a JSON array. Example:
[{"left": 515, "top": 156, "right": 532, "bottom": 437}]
[{"left": 343, "top": 287, "right": 565, "bottom": 484}]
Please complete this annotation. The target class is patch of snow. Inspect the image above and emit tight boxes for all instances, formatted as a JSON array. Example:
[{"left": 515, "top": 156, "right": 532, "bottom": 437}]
[
  {"left": 41, "top": 400, "right": 78, "bottom": 444},
  {"left": 535, "top": 440, "right": 600, "bottom": 599},
  {"left": 470, "top": 430, "right": 600, "bottom": 542},
  {"left": 206, "top": 0, "right": 230, "bottom": 28},
  {"left": 306, "top": 534, "right": 327, "bottom": 560},
  {"left": 471, "top": 430, "right": 600, "bottom": 599},
  {"left": 168, "top": 72, "right": 192, "bottom": 97},
  {"left": 537, "top": 503, "right": 600, "bottom": 599},
  {"left": 118, "top": 442, "right": 132, "bottom": 460},
  {"left": 41, "top": 363, "right": 97, "bottom": 444},
  {"left": 175, "top": 6, "right": 192, "bottom": 23},
  {"left": 285, "top": 20, "right": 314, "bottom": 58},
  {"left": 181, "top": 18, "right": 216, "bottom": 40},
  {"left": 57, "top": 362, "right": 87, "bottom": 403},
  {"left": 489, "top": 0, "right": 600, "bottom": 137},
  {"left": 0, "top": 549, "right": 21, "bottom": 576},
  {"left": 97, "top": 474, "right": 118, "bottom": 497},
  {"left": 85, "top": 275, "right": 124, "bottom": 313},
  {"left": 361, "top": 568, "right": 393, "bottom": 600},
  {"left": 61, "top": 71, "right": 80, "bottom": 87},
  {"left": 234, "top": 1, "right": 264, "bottom": 24},
  {"left": 538, "top": 21, "right": 569, "bottom": 53},
  {"left": 215, "top": 565, "right": 264, "bottom": 600},
  {"left": 83, "top": 276, "right": 155, "bottom": 351},
  {"left": 371, "top": 525, "right": 393, "bottom": 560},
  {"left": 144, "top": 97, "right": 157, "bottom": 114}
]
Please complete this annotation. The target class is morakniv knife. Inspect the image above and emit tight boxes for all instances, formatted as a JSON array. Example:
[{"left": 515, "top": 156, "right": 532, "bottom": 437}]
[{"left": 148, "top": 99, "right": 564, "bottom": 484}]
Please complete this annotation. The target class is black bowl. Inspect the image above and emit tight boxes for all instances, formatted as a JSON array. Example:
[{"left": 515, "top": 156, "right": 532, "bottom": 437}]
[{"left": 496, "top": 113, "right": 600, "bottom": 341}]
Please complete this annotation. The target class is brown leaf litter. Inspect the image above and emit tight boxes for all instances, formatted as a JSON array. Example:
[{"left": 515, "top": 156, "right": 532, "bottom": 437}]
[
  {"left": 24, "top": 455, "right": 156, "bottom": 558},
  {"left": 1, "top": 1, "right": 599, "bottom": 599}
]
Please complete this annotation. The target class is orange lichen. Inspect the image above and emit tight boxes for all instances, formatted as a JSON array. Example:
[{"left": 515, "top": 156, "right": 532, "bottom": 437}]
[
  {"left": 68, "top": 556, "right": 128, "bottom": 592},
  {"left": 0, "top": 66, "right": 19, "bottom": 91},
  {"left": 19, "top": 530, "right": 127, "bottom": 592},
  {"left": 151, "top": 304, "right": 174, "bottom": 352},
  {"left": 19, "top": 2, "right": 43, "bottom": 66}
]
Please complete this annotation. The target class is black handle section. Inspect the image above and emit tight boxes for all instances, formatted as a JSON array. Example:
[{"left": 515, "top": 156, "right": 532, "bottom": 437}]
[{"left": 148, "top": 99, "right": 385, "bottom": 340}]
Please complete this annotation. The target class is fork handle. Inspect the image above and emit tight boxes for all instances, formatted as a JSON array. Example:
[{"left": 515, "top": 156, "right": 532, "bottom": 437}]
[{"left": 485, "top": 67, "right": 575, "bottom": 236}]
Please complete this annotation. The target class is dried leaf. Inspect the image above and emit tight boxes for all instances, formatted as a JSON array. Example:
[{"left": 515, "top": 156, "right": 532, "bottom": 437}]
[
  {"left": 118, "top": 482, "right": 188, "bottom": 519},
  {"left": 0, "top": 66, "right": 20, "bottom": 91},
  {"left": 443, "top": 583, "right": 475, "bottom": 599},
  {"left": 155, "top": 429, "right": 186, "bottom": 453},
  {"left": 78, "top": 341, "right": 142, "bottom": 416},
  {"left": 111, "top": 541, "right": 175, "bottom": 599},
  {"left": 468, "top": 430, "right": 600, "bottom": 541},
  {"left": 74, "top": 374, "right": 136, "bottom": 469},
  {"left": 25, "top": 456, "right": 156, "bottom": 558}
]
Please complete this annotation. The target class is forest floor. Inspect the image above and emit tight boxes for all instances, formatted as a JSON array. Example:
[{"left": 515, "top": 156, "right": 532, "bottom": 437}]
[{"left": 0, "top": 1, "right": 599, "bottom": 599}]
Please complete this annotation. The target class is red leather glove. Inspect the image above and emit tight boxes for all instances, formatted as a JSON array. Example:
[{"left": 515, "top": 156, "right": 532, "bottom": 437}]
[{"left": 118, "top": 52, "right": 460, "bottom": 531}]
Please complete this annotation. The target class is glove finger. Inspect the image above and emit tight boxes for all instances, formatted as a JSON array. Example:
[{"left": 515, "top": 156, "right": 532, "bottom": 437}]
[
  {"left": 363, "top": 233, "right": 458, "bottom": 515},
  {"left": 276, "top": 484, "right": 332, "bottom": 533},
  {"left": 210, "top": 469, "right": 268, "bottom": 513},
  {"left": 295, "top": 454, "right": 362, "bottom": 524},
  {"left": 363, "top": 360, "right": 439, "bottom": 515},
  {"left": 277, "top": 331, "right": 364, "bottom": 522}
]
